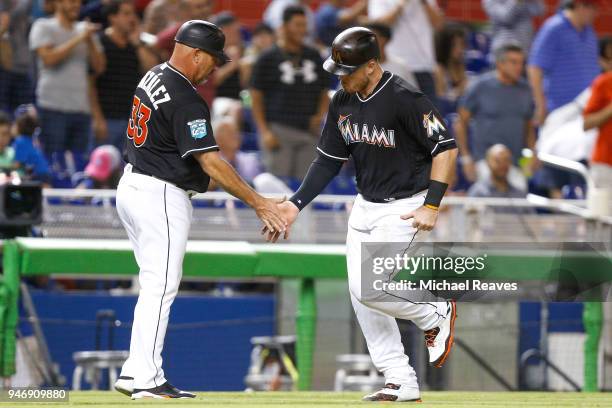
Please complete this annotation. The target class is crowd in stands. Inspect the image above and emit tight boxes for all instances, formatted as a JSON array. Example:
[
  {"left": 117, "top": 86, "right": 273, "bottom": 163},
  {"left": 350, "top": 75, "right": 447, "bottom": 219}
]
[{"left": 0, "top": 0, "right": 609, "bottom": 211}]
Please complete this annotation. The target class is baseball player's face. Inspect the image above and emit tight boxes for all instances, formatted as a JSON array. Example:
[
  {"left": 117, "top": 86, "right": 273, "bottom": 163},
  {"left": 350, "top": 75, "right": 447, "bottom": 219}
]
[{"left": 339, "top": 64, "right": 370, "bottom": 94}]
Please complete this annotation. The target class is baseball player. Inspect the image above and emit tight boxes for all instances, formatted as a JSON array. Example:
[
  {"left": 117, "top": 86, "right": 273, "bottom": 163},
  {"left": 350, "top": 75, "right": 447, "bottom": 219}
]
[
  {"left": 266, "top": 27, "right": 458, "bottom": 402},
  {"left": 113, "top": 20, "right": 286, "bottom": 399}
]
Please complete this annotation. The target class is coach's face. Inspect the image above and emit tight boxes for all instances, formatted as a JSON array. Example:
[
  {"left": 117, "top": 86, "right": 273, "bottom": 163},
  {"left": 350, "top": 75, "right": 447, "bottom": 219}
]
[
  {"left": 193, "top": 49, "right": 218, "bottom": 84},
  {"left": 339, "top": 60, "right": 375, "bottom": 94}
]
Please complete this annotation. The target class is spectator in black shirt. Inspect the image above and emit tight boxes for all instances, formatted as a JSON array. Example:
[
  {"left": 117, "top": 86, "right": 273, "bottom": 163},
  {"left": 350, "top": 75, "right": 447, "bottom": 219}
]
[
  {"left": 210, "top": 12, "right": 243, "bottom": 125},
  {"left": 91, "top": 0, "right": 158, "bottom": 150},
  {"left": 250, "top": 5, "right": 330, "bottom": 179},
  {"left": 212, "top": 12, "right": 242, "bottom": 100},
  {"left": 241, "top": 23, "right": 275, "bottom": 86}
]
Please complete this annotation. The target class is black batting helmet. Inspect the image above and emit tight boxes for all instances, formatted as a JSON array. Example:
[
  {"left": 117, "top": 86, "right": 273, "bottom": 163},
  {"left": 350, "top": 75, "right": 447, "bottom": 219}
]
[
  {"left": 323, "top": 27, "right": 380, "bottom": 76},
  {"left": 174, "top": 20, "right": 230, "bottom": 65}
]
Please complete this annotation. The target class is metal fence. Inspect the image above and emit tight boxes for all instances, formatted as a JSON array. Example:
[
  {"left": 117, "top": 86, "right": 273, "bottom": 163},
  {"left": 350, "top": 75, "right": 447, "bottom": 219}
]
[{"left": 40, "top": 190, "right": 611, "bottom": 244}]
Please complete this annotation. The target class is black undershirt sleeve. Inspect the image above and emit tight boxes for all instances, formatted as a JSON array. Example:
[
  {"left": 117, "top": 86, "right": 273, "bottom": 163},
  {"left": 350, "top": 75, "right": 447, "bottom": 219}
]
[{"left": 289, "top": 154, "right": 343, "bottom": 211}]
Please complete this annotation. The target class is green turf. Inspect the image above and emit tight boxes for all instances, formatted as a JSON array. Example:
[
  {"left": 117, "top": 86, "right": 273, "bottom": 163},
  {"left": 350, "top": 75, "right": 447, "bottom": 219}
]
[{"left": 0, "top": 391, "right": 611, "bottom": 407}]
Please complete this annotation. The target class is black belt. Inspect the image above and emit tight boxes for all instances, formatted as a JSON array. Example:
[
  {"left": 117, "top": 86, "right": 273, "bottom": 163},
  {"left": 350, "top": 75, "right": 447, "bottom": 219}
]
[
  {"left": 130, "top": 165, "right": 196, "bottom": 197},
  {"left": 362, "top": 189, "right": 427, "bottom": 204}
]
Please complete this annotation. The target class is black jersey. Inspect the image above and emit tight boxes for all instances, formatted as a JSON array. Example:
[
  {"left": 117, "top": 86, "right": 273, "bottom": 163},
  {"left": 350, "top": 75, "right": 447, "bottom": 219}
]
[
  {"left": 124, "top": 62, "right": 219, "bottom": 193},
  {"left": 318, "top": 72, "right": 457, "bottom": 202}
]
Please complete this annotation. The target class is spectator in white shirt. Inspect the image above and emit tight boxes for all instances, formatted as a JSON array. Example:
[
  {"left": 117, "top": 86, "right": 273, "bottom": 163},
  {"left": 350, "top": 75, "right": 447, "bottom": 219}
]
[
  {"left": 368, "top": 0, "right": 444, "bottom": 104},
  {"left": 366, "top": 22, "right": 417, "bottom": 88},
  {"left": 482, "top": 0, "right": 545, "bottom": 53}
]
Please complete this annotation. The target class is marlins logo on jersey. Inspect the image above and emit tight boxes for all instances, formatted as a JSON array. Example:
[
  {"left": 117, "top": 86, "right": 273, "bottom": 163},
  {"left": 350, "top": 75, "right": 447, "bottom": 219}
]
[
  {"left": 423, "top": 111, "right": 446, "bottom": 140},
  {"left": 337, "top": 113, "right": 396, "bottom": 148}
]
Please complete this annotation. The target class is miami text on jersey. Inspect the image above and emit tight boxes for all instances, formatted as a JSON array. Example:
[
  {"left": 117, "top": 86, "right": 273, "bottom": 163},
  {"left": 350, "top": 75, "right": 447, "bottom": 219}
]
[
  {"left": 137, "top": 70, "right": 172, "bottom": 110},
  {"left": 338, "top": 114, "right": 396, "bottom": 148},
  {"left": 422, "top": 111, "right": 446, "bottom": 140}
]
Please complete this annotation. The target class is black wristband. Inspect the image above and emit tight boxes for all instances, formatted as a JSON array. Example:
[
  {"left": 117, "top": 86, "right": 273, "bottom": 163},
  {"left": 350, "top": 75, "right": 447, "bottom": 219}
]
[{"left": 424, "top": 180, "right": 448, "bottom": 209}]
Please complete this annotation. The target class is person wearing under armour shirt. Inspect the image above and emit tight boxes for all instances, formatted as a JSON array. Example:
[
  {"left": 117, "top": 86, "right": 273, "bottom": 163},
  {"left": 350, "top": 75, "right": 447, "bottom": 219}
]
[
  {"left": 264, "top": 27, "right": 458, "bottom": 403},
  {"left": 250, "top": 5, "right": 330, "bottom": 180}
]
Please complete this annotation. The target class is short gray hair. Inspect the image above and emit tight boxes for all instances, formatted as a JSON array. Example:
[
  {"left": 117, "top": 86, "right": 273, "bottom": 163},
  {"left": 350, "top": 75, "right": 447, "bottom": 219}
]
[{"left": 494, "top": 42, "right": 524, "bottom": 62}]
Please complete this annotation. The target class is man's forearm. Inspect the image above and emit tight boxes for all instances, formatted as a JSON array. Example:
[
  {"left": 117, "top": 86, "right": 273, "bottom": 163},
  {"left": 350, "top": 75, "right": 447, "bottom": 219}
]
[
  {"left": 528, "top": 66, "right": 545, "bottom": 108},
  {"left": 453, "top": 109, "right": 471, "bottom": 157},
  {"left": 88, "top": 39, "right": 105, "bottom": 75},
  {"left": 250, "top": 89, "right": 269, "bottom": 132},
  {"left": 197, "top": 152, "right": 261, "bottom": 208},
  {"left": 584, "top": 105, "right": 612, "bottom": 130},
  {"left": 422, "top": 0, "right": 444, "bottom": 31},
  {"left": 0, "top": 12, "right": 9, "bottom": 36},
  {"left": 525, "top": 120, "right": 536, "bottom": 150},
  {"left": 373, "top": 1, "right": 405, "bottom": 26},
  {"left": 431, "top": 148, "right": 458, "bottom": 184},
  {"left": 136, "top": 45, "right": 159, "bottom": 72},
  {"left": 290, "top": 155, "right": 342, "bottom": 210},
  {"left": 338, "top": 0, "right": 367, "bottom": 25},
  {"left": 213, "top": 62, "right": 239, "bottom": 86},
  {"left": 314, "top": 90, "right": 330, "bottom": 123},
  {"left": 423, "top": 148, "right": 457, "bottom": 209},
  {"left": 89, "top": 76, "right": 104, "bottom": 120},
  {"left": 38, "top": 35, "right": 86, "bottom": 66}
]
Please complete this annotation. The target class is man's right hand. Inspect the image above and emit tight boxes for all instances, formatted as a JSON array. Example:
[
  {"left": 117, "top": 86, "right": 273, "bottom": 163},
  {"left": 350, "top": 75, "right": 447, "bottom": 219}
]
[
  {"left": 261, "top": 129, "right": 280, "bottom": 150},
  {"left": 254, "top": 197, "right": 288, "bottom": 239},
  {"left": 81, "top": 22, "right": 101, "bottom": 41},
  {"left": 262, "top": 201, "right": 299, "bottom": 242}
]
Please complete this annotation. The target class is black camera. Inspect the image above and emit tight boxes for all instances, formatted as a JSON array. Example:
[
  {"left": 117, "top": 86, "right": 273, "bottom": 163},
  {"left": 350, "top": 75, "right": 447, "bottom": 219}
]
[{"left": 0, "top": 182, "right": 42, "bottom": 229}]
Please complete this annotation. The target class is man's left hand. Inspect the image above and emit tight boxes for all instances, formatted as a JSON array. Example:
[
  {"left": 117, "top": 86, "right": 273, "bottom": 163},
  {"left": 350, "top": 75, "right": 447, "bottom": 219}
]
[{"left": 401, "top": 205, "right": 438, "bottom": 231}]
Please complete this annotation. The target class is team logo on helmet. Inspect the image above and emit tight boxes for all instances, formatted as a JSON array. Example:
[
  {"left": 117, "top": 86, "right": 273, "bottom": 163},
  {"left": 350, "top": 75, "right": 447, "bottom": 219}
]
[
  {"left": 423, "top": 111, "right": 446, "bottom": 140},
  {"left": 333, "top": 48, "right": 343, "bottom": 63},
  {"left": 188, "top": 119, "right": 208, "bottom": 139}
]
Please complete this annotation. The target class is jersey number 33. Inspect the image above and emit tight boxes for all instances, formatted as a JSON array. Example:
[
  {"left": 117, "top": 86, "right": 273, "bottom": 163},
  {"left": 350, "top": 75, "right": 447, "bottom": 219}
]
[{"left": 127, "top": 95, "right": 152, "bottom": 147}]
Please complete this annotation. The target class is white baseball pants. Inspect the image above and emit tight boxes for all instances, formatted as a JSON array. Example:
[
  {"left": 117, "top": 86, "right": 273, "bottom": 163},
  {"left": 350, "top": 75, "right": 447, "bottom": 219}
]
[
  {"left": 116, "top": 164, "right": 193, "bottom": 389},
  {"left": 347, "top": 193, "right": 447, "bottom": 386}
]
